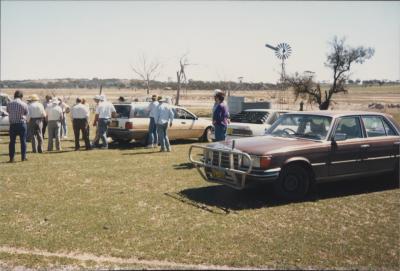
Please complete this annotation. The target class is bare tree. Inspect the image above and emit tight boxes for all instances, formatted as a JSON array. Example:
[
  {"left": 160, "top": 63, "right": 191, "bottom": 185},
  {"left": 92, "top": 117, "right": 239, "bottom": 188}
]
[
  {"left": 131, "top": 54, "right": 162, "bottom": 95},
  {"left": 286, "top": 36, "right": 374, "bottom": 110}
]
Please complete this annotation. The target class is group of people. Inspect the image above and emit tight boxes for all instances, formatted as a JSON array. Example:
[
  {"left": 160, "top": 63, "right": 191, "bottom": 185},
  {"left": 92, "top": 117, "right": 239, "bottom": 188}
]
[
  {"left": 5, "top": 88, "right": 230, "bottom": 162},
  {"left": 5, "top": 90, "right": 117, "bottom": 162}
]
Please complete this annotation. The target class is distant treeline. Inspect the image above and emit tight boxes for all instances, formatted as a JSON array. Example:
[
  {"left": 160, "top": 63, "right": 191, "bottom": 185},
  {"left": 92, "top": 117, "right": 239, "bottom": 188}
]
[
  {"left": 0, "top": 78, "right": 276, "bottom": 91},
  {"left": 0, "top": 78, "right": 398, "bottom": 90}
]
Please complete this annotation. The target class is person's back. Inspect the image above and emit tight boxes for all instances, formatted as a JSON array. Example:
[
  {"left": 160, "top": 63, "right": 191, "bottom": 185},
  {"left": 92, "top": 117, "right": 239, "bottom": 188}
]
[
  {"left": 7, "top": 98, "right": 28, "bottom": 124},
  {"left": 46, "top": 104, "right": 63, "bottom": 121},
  {"left": 71, "top": 102, "right": 90, "bottom": 119},
  {"left": 155, "top": 103, "right": 174, "bottom": 125},
  {"left": 96, "top": 101, "right": 115, "bottom": 119}
]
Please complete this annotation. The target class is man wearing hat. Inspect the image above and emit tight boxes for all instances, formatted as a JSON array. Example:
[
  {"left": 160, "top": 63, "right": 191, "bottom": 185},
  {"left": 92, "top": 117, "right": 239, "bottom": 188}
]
[
  {"left": 146, "top": 94, "right": 159, "bottom": 148},
  {"left": 154, "top": 96, "right": 174, "bottom": 152},
  {"left": 27, "top": 94, "right": 46, "bottom": 153},
  {"left": 213, "top": 91, "right": 229, "bottom": 141},
  {"left": 46, "top": 98, "right": 63, "bottom": 151},
  {"left": 92, "top": 94, "right": 116, "bottom": 149},
  {"left": 6, "top": 90, "right": 28, "bottom": 162}
]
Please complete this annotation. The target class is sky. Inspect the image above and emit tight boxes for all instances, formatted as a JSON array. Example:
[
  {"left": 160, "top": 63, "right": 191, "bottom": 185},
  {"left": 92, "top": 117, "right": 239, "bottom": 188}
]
[{"left": 1, "top": 1, "right": 399, "bottom": 83}]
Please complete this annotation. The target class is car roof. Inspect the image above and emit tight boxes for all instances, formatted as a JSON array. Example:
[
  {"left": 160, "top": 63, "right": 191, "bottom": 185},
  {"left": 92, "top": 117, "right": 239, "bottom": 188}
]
[
  {"left": 284, "top": 110, "right": 391, "bottom": 118},
  {"left": 243, "top": 109, "right": 292, "bottom": 113}
]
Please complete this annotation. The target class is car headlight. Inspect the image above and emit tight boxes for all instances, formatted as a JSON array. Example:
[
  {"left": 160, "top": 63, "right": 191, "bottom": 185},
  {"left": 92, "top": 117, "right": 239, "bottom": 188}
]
[
  {"left": 242, "top": 155, "right": 260, "bottom": 168},
  {"left": 242, "top": 155, "right": 272, "bottom": 169}
]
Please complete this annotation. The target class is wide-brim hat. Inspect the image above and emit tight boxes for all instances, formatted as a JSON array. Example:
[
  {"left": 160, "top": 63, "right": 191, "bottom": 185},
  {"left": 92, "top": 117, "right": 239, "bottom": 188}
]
[
  {"left": 29, "top": 94, "right": 40, "bottom": 101},
  {"left": 93, "top": 95, "right": 103, "bottom": 101}
]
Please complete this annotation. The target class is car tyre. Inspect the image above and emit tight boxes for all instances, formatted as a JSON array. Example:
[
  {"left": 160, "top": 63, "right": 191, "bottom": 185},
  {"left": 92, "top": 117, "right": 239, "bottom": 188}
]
[
  {"left": 200, "top": 127, "right": 213, "bottom": 143},
  {"left": 274, "top": 164, "right": 310, "bottom": 201}
]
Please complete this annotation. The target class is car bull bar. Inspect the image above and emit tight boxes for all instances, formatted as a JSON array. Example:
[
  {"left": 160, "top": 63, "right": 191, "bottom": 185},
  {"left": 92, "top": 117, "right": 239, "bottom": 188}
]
[{"left": 188, "top": 144, "right": 254, "bottom": 190}]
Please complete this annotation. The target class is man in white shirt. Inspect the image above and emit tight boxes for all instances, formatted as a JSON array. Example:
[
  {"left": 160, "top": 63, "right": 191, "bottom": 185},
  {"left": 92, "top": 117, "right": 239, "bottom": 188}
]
[
  {"left": 58, "top": 98, "right": 70, "bottom": 139},
  {"left": 154, "top": 96, "right": 174, "bottom": 152},
  {"left": 27, "top": 94, "right": 46, "bottom": 153},
  {"left": 93, "top": 95, "right": 116, "bottom": 149},
  {"left": 71, "top": 97, "right": 91, "bottom": 151},
  {"left": 46, "top": 98, "right": 63, "bottom": 151},
  {"left": 146, "top": 94, "right": 159, "bottom": 148},
  {"left": 42, "top": 95, "right": 52, "bottom": 138}
]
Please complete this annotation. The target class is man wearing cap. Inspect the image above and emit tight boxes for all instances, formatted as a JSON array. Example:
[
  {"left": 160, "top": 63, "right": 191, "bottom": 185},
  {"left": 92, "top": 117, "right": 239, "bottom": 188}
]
[
  {"left": 146, "top": 94, "right": 159, "bottom": 148},
  {"left": 27, "top": 94, "right": 46, "bottom": 153},
  {"left": 154, "top": 96, "right": 174, "bottom": 152},
  {"left": 46, "top": 98, "right": 63, "bottom": 151},
  {"left": 7, "top": 90, "right": 29, "bottom": 162},
  {"left": 71, "top": 97, "right": 91, "bottom": 150},
  {"left": 93, "top": 95, "right": 116, "bottom": 149}
]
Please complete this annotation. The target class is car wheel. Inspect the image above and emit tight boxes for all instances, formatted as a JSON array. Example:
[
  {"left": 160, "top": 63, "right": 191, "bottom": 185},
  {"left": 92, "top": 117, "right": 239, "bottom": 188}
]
[
  {"left": 273, "top": 164, "right": 310, "bottom": 201},
  {"left": 200, "top": 127, "right": 213, "bottom": 142}
]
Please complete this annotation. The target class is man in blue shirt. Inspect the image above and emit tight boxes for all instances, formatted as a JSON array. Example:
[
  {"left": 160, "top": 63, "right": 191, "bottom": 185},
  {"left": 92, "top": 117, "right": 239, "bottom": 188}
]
[
  {"left": 212, "top": 92, "right": 229, "bottom": 141},
  {"left": 154, "top": 96, "right": 174, "bottom": 152},
  {"left": 7, "top": 90, "right": 29, "bottom": 162}
]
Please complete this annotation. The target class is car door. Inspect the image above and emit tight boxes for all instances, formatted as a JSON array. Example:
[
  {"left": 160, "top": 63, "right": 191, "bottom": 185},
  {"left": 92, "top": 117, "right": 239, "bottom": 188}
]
[
  {"left": 360, "top": 115, "right": 400, "bottom": 173},
  {"left": 169, "top": 108, "right": 195, "bottom": 139},
  {"left": 329, "top": 116, "right": 367, "bottom": 177}
]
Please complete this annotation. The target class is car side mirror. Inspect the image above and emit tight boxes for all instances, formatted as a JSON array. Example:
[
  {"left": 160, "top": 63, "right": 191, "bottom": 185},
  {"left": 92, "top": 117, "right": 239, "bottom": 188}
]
[{"left": 332, "top": 133, "right": 347, "bottom": 142}]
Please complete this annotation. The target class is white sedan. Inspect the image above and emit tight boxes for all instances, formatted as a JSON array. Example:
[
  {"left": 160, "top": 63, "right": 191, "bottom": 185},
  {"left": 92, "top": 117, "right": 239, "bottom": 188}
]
[{"left": 226, "top": 109, "right": 291, "bottom": 139}]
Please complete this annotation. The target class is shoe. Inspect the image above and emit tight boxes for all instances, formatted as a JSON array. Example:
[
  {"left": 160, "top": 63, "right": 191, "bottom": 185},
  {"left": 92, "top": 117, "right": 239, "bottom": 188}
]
[
  {"left": 167, "top": 149, "right": 171, "bottom": 152},
  {"left": 22, "top": 158, "right": 28, "bottom": 162},
  {"left": 159, "top": 149, "right": 165, "bottom": 152},
  {"left": 8, "top": 159, "right": 15, "bottom": 163},
  {"left": 146, "top": 144, "right": 153, "bottom": 148}
]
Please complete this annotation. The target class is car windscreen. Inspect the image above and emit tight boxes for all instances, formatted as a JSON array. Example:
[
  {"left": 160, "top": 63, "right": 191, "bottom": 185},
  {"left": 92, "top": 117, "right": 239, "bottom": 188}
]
[
  {"left": 267, "top": 114, "right": 332, "bottom": 140},
  {"left": 230, "top": 111, "right": 269, "bottom": 124},
  {"left": 114, "top": 105, "right": 132, "bottom": 118}
]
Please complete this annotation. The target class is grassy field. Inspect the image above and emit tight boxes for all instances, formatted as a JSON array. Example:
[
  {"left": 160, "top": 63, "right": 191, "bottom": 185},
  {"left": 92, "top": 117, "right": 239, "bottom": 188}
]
[{"left": 0, "top": 122, "right": 399, "bottom": 269}]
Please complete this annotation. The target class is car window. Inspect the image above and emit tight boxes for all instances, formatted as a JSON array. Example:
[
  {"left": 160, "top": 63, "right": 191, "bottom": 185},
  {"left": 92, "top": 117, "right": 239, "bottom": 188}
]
[
  {"left": 0, "top": 96, "right": 9, "bottom": 107},
  {"left": 114, "top": 105, "right": 132, "bottom": 118},
  {"left": 175, "top": 108, "right": 195, "bottom": 120},
  {"left": 132, "top": 104, "right": 150, "bottom": 118},
  {"left": 335, "top": 116, "right": 363, "bottom": 139},
  {"left": 362, "top": 116, "right": 391, "bottom": 137},
  {"left": 382, "top": 118, "right": 397, "bottom": 136},
  {"left": 268, "top": 114, "right": 332, "bottom": 140}
]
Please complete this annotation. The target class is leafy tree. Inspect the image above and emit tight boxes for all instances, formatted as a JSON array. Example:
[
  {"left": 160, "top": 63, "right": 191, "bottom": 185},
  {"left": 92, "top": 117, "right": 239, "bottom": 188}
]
[{"left": 286, "top": 36, "right": 374, "bottom": 110}]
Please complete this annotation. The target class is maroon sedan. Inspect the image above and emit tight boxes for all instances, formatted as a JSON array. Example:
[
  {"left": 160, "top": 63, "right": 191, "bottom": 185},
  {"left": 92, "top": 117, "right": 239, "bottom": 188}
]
[{"left": 189, "top": 111, "right": 400, "bottom": 200}]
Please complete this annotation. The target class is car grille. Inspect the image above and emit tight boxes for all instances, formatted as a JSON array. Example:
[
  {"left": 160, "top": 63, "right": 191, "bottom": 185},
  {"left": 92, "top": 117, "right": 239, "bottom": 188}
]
[{"left": 208, "top": 151, "right": 240, "bottom": 169}]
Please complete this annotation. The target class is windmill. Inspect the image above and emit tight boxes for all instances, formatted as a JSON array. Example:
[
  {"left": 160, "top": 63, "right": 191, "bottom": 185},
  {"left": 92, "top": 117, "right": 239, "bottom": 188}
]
[
  {"left": 265, "top": 42, "right": 292, "bottom": 108},
  {"left": 265, "top": 42, "right": 292, "bottom": 82}
]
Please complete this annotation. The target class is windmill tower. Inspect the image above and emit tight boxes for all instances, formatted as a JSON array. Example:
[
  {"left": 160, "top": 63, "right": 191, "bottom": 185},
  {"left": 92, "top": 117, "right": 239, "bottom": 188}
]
[{"left": 265, "top": 42, "right": 292, "bottom": 108}]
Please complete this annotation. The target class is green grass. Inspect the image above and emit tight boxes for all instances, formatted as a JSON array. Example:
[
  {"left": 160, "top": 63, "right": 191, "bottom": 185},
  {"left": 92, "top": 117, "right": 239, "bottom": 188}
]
[{"left": 0, "top": 130, "right": 399, "bottom": 270}]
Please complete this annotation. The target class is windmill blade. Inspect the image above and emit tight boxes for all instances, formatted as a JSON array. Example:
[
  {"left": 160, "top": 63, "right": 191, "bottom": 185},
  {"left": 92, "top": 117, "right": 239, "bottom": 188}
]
[{"left": 265, "top": 44, "right": 278, "bottom": 51}]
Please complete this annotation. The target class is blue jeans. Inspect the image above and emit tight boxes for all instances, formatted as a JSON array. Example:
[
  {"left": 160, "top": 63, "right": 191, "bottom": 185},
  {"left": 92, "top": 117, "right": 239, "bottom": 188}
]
[
  {"left": 156, "top": 123, "right": 170, "bottom": 151},
  {"left": 214, "top": 124, "right": 227, "bottom": 141},
  {"left": 147, "top": 117, "right": 158, "bottom": 146},
  {"left": 95, "top": 118, "right": 109, "bottom": 148},
  {"left": 9, "top": 123, "right": 27, "bottom": 160}
]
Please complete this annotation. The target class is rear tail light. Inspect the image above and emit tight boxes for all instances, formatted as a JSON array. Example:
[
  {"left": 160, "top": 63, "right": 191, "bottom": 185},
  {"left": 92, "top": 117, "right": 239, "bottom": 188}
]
[{"left": 125, "top": 122, "right": 133, "bottom": 129}]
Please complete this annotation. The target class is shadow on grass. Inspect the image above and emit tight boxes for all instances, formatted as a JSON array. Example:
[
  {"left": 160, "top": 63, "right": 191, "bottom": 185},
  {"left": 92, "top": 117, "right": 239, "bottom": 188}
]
[
  {"left": 173, "top": 162, "right": 195, "bottom": 170},
  {"left": 179, "top": 173, "right": 399, "bottom": 211},
  {"left": 108, "top": 138, "right": 198, "bottom": 151}
]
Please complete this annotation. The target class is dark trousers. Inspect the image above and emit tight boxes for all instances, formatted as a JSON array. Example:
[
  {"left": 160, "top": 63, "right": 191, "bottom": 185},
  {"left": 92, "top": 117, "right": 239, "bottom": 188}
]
[
  {"left": 9, "top": 123, "right": 27, "bottom": 160},
  {"left": 73, "top": 118, "right": 91, "bottom": 149},
  {"left": 42, "top": 118, "right": 48, "bottom": 138}
]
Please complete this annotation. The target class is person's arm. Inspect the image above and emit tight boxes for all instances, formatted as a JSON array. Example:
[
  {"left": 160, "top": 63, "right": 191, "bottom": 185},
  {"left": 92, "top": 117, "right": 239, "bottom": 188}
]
[
  {"left": 111, "top": 104, "right": 117, "bottom": 118},
  {"left": 93, "top": 114, "right": 99, "bottom": 126},
  {"left": 169, "top": 108, "right": 174, "bottom": 127}
]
